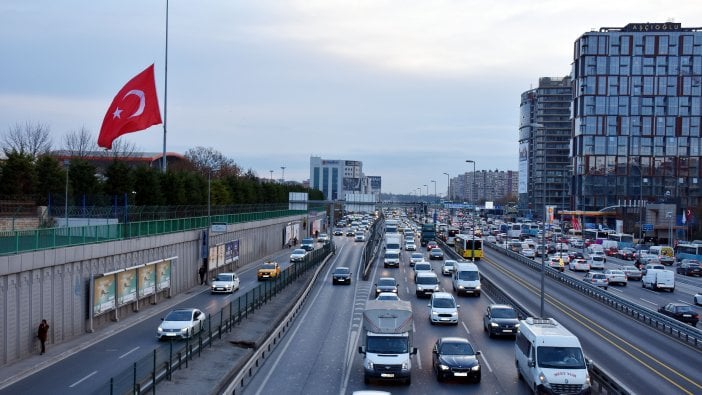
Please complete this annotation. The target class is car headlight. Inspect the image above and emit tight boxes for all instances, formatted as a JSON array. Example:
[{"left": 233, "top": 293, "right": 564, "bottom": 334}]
[
  {"left": 514, "top": 323, "right": 520, "bottom": 328},
  {"left": 180, "top": 327, "right": 189, "bottom": 333},
  {"left": 157, "top": 327, "right": 164, "bottom": 333},
  {"left": 538, "top": 371, "right": 548, "bottom": 384},
  {"left": 475, "top": 284, "right": 481, "bottom": 290},
  {"left": 458, "top": 285, "right": 465, "bottom": 290},
  {"left": 471, "top": 365, "right": 481, "bottom": 371},
  {"left": 402, "top": 361, "right": 409, "bottom": 370},
  {"left": 490, "top": 322, "right": 499, "bottom": 327},
  {"left": 366, "top": 360, "right": 374, "bottom": 369},
  {"left": 438, "top": 364, "right": 450, "bottom": 371}
]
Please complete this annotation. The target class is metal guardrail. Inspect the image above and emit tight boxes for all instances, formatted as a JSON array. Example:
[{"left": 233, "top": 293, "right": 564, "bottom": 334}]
[
  {"left": 361, "top": 218, "right": 383, "bottom": 280},
  {"left": 485, "top": 241, "right": 702, "bottom": 350},
  {"left": 95, "top": 243, "right": 333, "bottom": 395}
]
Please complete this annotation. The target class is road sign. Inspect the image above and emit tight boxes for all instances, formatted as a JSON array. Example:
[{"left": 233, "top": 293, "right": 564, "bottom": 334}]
[{"left": 642, "top": 223, "right": 654, "bottom": 232}]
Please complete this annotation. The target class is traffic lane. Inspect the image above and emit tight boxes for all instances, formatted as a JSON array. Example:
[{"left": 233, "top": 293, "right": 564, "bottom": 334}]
[
  {"left": 0, "top": 249, "right": 303, "bottom": 395},
  {"left": 481, "top": 253, "right": 702, "bottom": 395}
]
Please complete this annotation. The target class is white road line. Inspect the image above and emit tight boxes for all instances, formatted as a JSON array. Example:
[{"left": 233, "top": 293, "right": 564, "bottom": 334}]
[
  {"left": 609, "top": 288, "right": 624, "bottom": 294},
  {"left": 462, "top": 321, "right": 471, "bottom": 335},
  {"left": 415, "top": 348, "right": 422, "bottom": 370},
  {"left": 118, "top": 346, "right": 140, "bottom": 359},
  {"left": 68, "top": 371, "right": 98, "bottom": 388},
  {"left": 639, "top": 298, "right": 658, "bottom": 305},
  {"left": 479, "top": 351, "right": 493, "bottom": 373}
]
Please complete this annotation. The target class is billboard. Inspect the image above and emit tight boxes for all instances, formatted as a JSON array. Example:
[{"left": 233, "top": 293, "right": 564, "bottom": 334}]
[
  {"left": 156, "top": 259, "right": 172, "bottom": 291},
  {"left": 225, "top": 240, "right": 240, "bottom": 264},
  {"left": 117, "top": 269, "right": 138, "bottom": 306},
  {"left": 518, "top": 141, "right": 528, "bottom": 194},
  {"left": 138, "top": 265, "right": 156, "bottom": 298},
  {"left": 343, "top": 177, "right": 361, "bottom": 191},
  {"left": 93, "top": 275, "right": 116, "bottom": 316}
]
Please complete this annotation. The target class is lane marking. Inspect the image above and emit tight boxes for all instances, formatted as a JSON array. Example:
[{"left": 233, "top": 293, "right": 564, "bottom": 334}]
[
  {"left": 479, "top": 351, "right": 493, "bottom": 373},
  {"left": 118, "top": 346, "right": 140, "bottom": 359},
  {"left": 461, "top": 321, "right": 471, "bottom": 335},
  {"left": 639, "top": 298, "right": 658, "bottom": 306},
  {"left": 68, "top": 371, "right": 98, "bottom": 388}
]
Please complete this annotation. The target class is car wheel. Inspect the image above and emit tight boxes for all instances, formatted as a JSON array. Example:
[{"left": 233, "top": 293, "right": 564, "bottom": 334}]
[
  {"left": 364, "top": 376, "right": 370, "bottom": 385},
  {"left": 474, "top": 373, "right": 481, "bottom": 383}
]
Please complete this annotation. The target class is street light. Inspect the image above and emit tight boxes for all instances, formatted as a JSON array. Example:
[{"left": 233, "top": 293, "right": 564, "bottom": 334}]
[
  {"left": 431, "top": 180, "right": 436, "bottom": 202},
  {"left": 424, "top": 184, "right": 428, "bottom": 197},
  {"left": 466, "top": 160, "right": 477, "bottom": 262},
  {"left": 269, "top": 170, "right": 274, "bottom": 181},
  {"left": 281, "top": 166, "right": 286, "bottom": 182},
  {"left": 443, "top": 172, "right": 450, "bottom": 200},
  {"left": 64, "top": 159, "right": 69, "bottom": 228}
]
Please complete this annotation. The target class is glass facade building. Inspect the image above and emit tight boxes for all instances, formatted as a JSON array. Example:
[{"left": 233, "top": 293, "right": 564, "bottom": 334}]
[{"left": 571, "top": 22, "right": 702, "bottom": 213}]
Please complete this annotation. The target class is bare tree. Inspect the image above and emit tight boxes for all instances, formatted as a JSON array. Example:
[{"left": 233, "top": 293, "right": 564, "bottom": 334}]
[
  {"left": 63, "top": 126, "right": 97, "bottom": 158},
  {"left": 99, "top": 138, "right": 139, "bottom": 160},
  {"left": 2, "top": 121, "right": 52, "bottom": 159},
  {"left": 184, "top": 146, "right": 241, "bottom": 178}
]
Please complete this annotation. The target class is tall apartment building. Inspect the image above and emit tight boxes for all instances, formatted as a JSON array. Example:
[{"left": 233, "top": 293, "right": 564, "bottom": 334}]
[
  {"left": 571, "top": 22, "right": 702, "bottom": 215},
  {"left": 452, "top": 170, "right": 518, "bottom": 204},
  {"left": 518, "top": 77, "right": 573, "bottom": 219},
  {"left": 309, "top": 156, "right": 381, "bottom": 200}
]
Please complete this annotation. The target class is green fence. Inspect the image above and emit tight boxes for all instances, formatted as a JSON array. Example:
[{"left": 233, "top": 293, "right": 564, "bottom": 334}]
[{"left": 0, "top": 210, "right": 306, "bottom": 256}]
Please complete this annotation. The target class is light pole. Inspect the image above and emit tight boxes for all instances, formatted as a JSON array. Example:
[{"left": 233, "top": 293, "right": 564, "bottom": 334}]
[
  {"left": 443, "top": 172, "right": 450, "bottom": 200},
  {"left": 281, "top": 166, "right": 286, "bottom": 182},
  {"left": 540, "top": 210, "right": 546, "bottom": 317},
  {"left": 466, "top": 160, "right": 476, "bottom": 262},
  {"left": 269, "top": 170, "right": 274, "bottom": 181},
  {"left": 64, "top": 159, "right": 69, "bottom": 228},
  {"left": 208, "top": 171, "right": 212, "bottom": 226},
  {"left": 424, "top": 184, "right": 428, "bottom": 197},
  {"left": 431, "top": 180, "right": 436, "bottom": 202}
]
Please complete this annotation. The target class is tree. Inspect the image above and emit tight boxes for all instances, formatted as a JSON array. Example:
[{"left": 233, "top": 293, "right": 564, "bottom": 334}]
[
  {"left": 184, "top": 146, "right": 241, "bottom": 178},
  {"left": 99, "top": 138, "right": 139, "bottom": 160},
  {"left": 132, "top": 166, "right": 164, "bottom": 205},
  {"left": 68, "top": 159, "right": 99, "bottom": 204},
  {"left": 2, "top": 122, "right": 52, "bottom": 159},
  {"left": 104, "top": 160, "right": 133, "bottom": 197},
  {"left": 63, "top": 126, "right": 97, "bottom": 158},
  {"left": 0, "top": 151, "right": 36, "bottom": 196},
  {"left": 35, "top": 155, "right": 66, "bottom": 205}
]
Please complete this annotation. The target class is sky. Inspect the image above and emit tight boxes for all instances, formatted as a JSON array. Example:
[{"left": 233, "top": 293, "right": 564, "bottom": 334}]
[{"left": 0, "top": 1, "right": 699, "bottom": 195}]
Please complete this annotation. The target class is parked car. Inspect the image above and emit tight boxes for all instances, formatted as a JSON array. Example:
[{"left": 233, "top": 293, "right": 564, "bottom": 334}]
[
  {"left": 374, "top": 277, "right": 398, "bottom": 296},
  {"left": 331, "top": 267, "right": 352, "bottom": 285},
  {"left": 432, "top": 337, "right": 481, "bottom": 383},
  {"left": 409, "top": 252, "right": 424, "bottom": 266},
  {"left": 289, "top": 248, "right": 307, "bottom": 262},
  {"left": 568, "top": 258, "right": 590, "bottom": 272},
  {"left": 428, "top": 292, "right": 459, "bottom": 325},
  {"left": 482, "top": 304, "right": 520, "bottom": 337},
  {"left": 157, "top": 308, "right": 206, "bottom": 340},
  {"left": 677, "top": 260, "right": 702, "bottom": 277},
  {"left": 657, "top": 303, "right": 699, "bottom": 327},
  {"left": 604, "top": 269, "right": 628, "bottom": 286},
  {"left": 429, "top": 248, "right": 444, "bottom": 260},
  {"left": 210, "top": 272, "right": 240, "bottom": 294},
  {"left": 621, "top": 265, "right": 643, "bottom": 281},
  {"left": 257, "top": 261, "right": 281, "bottom": 280},
  {"left": 583, "top": 272, "right": 608, "bottom": 290},
  {"left": 441, "top": 260, "right": 457, "bottom": 275}
]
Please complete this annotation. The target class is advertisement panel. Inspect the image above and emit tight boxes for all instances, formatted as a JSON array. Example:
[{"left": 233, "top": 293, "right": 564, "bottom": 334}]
[
  {"left": 93, "top": 275, "right": 116, "bottom": 316},
  {"left": 217, "top": 244, "right": 226, "bottom": 268},
  {"left": 138, "top": 265, "right": 156, "bottom": 298},
  {"left": 117, "top": 269, "right": 138, "bottom": 306},
  {"left": 518, "top": 141, "right": 528, "bottom": 194},
  {"left": 208, "top": 245, "right": 219, "bottom": 268},
  {"left": 545, "top": 205, "right": 557, "bottom": 224},
  {"left": 225, "top": 240, "right": 240, "bottom": 264},
  {"left": 156, "top": 259, "right": 172, "bottom": 291}
]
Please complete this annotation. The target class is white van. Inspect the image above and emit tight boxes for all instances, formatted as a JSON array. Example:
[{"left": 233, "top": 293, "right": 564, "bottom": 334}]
[
  {"left": 586, "top": 243, "right": 604, "bottom": 255},
  {"left": 515, "top": 317, "right": 591, "bottom": 394},
  {"left": 648, "top": 245, "right": 675, "bottom": 266},
  {"left": 642, "top": 269, "right": 675, "bottom": 292},
  {"left": 452, "top": 262, "right": 481, "bottom": 296}
]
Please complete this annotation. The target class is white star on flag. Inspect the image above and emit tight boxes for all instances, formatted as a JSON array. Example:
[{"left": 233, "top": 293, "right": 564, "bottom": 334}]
[{"left": 112, "top": 107, "right": 123, "bottom": 119}]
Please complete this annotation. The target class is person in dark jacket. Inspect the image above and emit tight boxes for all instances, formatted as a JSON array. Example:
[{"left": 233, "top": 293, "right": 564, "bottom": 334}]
[
  {"left": 199, "top": 266, "right": 207, "bottom": 285},
  {"left": 38, "top": 319, "right": 49, "bottom": 355}
]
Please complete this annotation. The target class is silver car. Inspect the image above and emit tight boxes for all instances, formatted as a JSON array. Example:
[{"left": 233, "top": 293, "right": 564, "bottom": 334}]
[
  {"left": 409, "top": 252, "right": 425, "bottom": 267},
  {"left": 604, "top": 269, "right": 628, "bottom": 286},
  {"left": 441, "top": 260, "right": 457, "bottom": 275},
  {"left": 210, "top": 272, "right": 240, "bottom": 294},
  {"left": 157, "top": 308, "right": 206, "bottom": 340}
]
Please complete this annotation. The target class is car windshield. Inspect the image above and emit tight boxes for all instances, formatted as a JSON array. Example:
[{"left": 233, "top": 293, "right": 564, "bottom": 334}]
[
  {"left": 411, "top": 253, "right": 423, "bottom": 259},
  {"left": 491, "top": 307, "right": 517, "bottom": 318},
  {"left": 292, "top": 249, "right": 305, "bottom": 255},
  {"left": 367, "top": 336, "right": 409, "bottom": 353},
  {"left": 443, "top": 262, "right": 454, "bottom": 267},
  {"left": 377, "top": 279, "right": 396, "bottom": 287},
  {"left": 262, "top": 263, "right": 278, "bottom": 269},
  {"left": 416, "top": 264, "right": 431, "bottom": 271},
  {"left": 432, "top": 298, "right": 455, "bottom": 308},
  {"left": 439, "top": 342, "right": 474, "bottom": 355},
  {"left": 385, "top": 252, "right": 399, "bottom": 259},
  {"left": 334, "top": 268, "right": 350, "bottom": 274},
  {"left": 165, "top": 310, "right": 192, "bottom": 321},
  {"left": 458, "top": 271, "right": 479, "bottom": 281},
  {"left": 215, "top": 274, "right": 233, "bottom": 281},
  {"left": 416, "top": 276, "right": 438, "bottom": 285},
  {"left": 302, "top": 238, "right": 314, "bottom": 244},
  {"left": 675, "top": 305, "right": 695, "bottom": 313},
  {"left": 537, "top": 346, "right": 586, "bottom": 369}
]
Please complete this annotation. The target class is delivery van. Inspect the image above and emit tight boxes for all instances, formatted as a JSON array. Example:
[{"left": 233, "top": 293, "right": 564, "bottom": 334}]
[
  {"left": 515, "top": 317, "right": 591, "bottom": 395},
  {"left": 452, "top": 262, "right": 481, "bottom": 296}
]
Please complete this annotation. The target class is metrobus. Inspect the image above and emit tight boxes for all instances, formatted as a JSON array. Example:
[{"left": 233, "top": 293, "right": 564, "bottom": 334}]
[
  {"left": 607, "top": 233, "right": 635, "bottom": 249},
  {"left": 676, "top": 243, "right": 702, "bottom": 262},
  {"left": 507, "top": 223, "right": 522, "bottom": 239},
  {"left": 455, "top": 234, "right": 483, "bottom": 260},
  {"left": 446, "top": 227, "right": 460, "bottom": 246},
  {"left": 583, "top": 229, "right": 610, "bottom": 243}
]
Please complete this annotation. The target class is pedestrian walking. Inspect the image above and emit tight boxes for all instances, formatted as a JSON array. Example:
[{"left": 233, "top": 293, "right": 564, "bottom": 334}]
[
  {"left": 199, "top": 266, "right": 207, "bottom": 285},
  {"left": 37, "top": 319, "right": 49, "bottom": 355}
]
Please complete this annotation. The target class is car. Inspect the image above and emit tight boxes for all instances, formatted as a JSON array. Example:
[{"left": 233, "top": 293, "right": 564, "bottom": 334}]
[
  {"left": 375, "top": 292, "right": 400, "bottom": 301},
  {"left": 428, "top": 292, "right": 460, "bottom": 325},
  {"left": 405, "top": 241, "right": 417, "bottom": 251},
  {"left": 257, "top": 261, "right": 281, "bottom": 280},
  {"left": 677, "top": 260, "right": 702, "bottom": 277},
  {"left": 571, "top": 239, "right": 584, "bottom": 248},
  {"left": 346, "top": 228, "right": 355, "bottom": 236},
  {"left": 642, "top": 263, "right": 665, "bottom": 275},
  {"left": 432, "top": 337, "right": 481, "bottom": 383},
  {"left": 413, "top": 262, "right": 433, "bottom": 278},
  {"left": 157, "top": 308, "right": 206, "bottom": 340},
  {"left": 617, "top": 248, "right": 636, "bottom": 260},
  {"left": 587, "top": 255, "right": 606, "bottom": 270},
  {"left": 483, "top": 304, "right": 520, "bottom": 337},
  {"left": 583, "top": 272, "right": 608, "bottom": 290},
  {"left": 427, "top": 241, "right": 438, "bottom": 250},
  {"left": 374, "top": 277, "right": 399, "bottom": 296},
  {"left": 415, "top": 272, "right": 440, "bottom": 297},
  {"left": 521, "top": 248, "right": 536, "bottom": 258},
  {"left": 409, "top": 252, "right": 424, "bottom": 267},
  {"left": 441, "top": 260, "right": 457, "bottom": 275},
  {"left": 604, "top": 246, "right": 619, "bottom": 257},
  {"left": 590, "top": 250, "right": 607, "bottom": 262},
  {"left": 332, "top": 267, "right": 352, "bottom": 285},
  {"left": 695, "top": 292, "right": 702, "bottom": 306},
  {"left": 429, "top": 248, "right": 444, "bottom": 260},
  {"left": 636, "top": 253, "right": 660, "bottom": 268},
  {"left": 317, "top": 233, "right": 330, "bottom": 242},
  {"left": 354, "top": 232, "right": 366, "bottom": 242},
  {"left": 210, "top": 272, "right": 240, "bottom": 294},
  {"left": 657, "top": 303, "right": 699, "bottom": 327},
  {"left": 568, "top": 258, "right": 590, "bottom": 272},
  {"left": 289, "top": 248, "right": 307, "bottom": 262},
  {"left": 301, "top": 237, "right": 315, "bottom": 251},
  {"left": 604, "top": 269, "right": 628, "bottom": 286},
  {"left": 333, "top": 228, "right": 344, "bottom": 236},
  {"left": 567, "top": 251, "right": 585, "bottom": 261},
  {"left": 621, "top": 265, "right": 643, "bottom": 281},
  {"left": 547, "top": 256, "right": 565, "bottom": 272}
]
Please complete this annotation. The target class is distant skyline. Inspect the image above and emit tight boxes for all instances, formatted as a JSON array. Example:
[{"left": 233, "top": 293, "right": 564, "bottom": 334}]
[{"left": 1, "top": 1, "right": 699, "bottom": 194}]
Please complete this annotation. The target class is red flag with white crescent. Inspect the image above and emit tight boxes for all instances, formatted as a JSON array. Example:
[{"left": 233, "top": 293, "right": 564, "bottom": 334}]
[{"left": 98, "top": 64, "right": 162, "bottom": 149}]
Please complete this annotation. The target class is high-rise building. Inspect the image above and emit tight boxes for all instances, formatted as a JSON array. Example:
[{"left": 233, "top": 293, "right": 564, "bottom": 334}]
[
  {"left": 571, "top": 22, "right": 702, "bottom": 217},
  {"left": 519, "top": 77, "right": 573, "bottom": 219},
  {"left": 452, "top": 170, "right": 518, "bottom": 204},
  {"left": 309, "top": 156, "right": 381, "bottom": 200}
]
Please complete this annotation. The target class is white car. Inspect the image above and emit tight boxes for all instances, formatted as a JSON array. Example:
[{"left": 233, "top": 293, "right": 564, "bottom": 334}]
[
  {"left": 442, "top": 260, "right": 457, "bottom": 275},
  {"left": 694, "top": 292, "right": 702, "bottom": 306},
  {"left": 604, "top": 269, "right": 628, "bottom": 286},
  {"left": 569, "top": 258, "right": 590, "bottom": 272},
  {"left": 376, "top": 292, "right": 401, "bottom": 301},
  {"left": 210, "top": 272, "right": 240, "bottom": 294},
  {"left": 414, "top": 262, "right": 434, "bottom": 278},
  {"left": 588, "top": 255, "right": 606, "bottom": 270},
  {"left": 428, "top": 292, "right": 459, "bottom": 325},
  {"left": 290, "top": 248, "right": 307, "bottom": 262},
  {"left": 157, "top": 308, "right": 206, "bottom": 340},
  {"left": 415, "top": 272, "right": 440, "bottom": 297},
  {"left": 521, "top": 248, "right": 535, "bottom": 258},
  {"left": 405, "top": 241, "right": 417, "bottom": 251},
  {"left": 409, "top": 252, "right": 425, "bottom": 266},
  {"left": 317, "top": 233, "right": 330, "bottom": 242}
]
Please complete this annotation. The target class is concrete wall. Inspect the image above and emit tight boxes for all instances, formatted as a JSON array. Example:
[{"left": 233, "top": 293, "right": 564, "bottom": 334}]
[{"left": 0, "top": 214, "right": 304, "bottom": 365}]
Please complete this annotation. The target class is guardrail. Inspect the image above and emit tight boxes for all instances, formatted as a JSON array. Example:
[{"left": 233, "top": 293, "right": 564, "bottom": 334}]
[
  {"left": 441, "top": 240, "right": 633, "bottom": 395},
  {"left": 485, "top": 241, "right": 702, "bottom": 350},
  {"left": 96, "top": 242, "right": 333, "bottom": 395},
  {"left": 361, "top": 219, "right": 383, "bottom": 280}
]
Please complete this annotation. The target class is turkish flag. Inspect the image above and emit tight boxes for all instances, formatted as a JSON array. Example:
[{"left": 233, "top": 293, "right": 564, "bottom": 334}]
[{"left": 98, "top": 64, "right": 162, "bottom": 149}]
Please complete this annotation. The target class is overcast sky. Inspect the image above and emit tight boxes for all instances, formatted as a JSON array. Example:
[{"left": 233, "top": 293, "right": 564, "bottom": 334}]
[{"left": 1, "top": 1, "right": 698, "bottom": 194}]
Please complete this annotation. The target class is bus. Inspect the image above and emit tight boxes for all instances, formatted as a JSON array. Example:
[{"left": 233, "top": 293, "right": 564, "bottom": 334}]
[
  {"left": 676, "top": 243, "right": 702, "bottom": 263},
  {"left": 507, "top": 223, "right": 522, "bottom": 239},
  {"left": 455, "top": 234, "right": 483, "bottom": 260},
  {"left": 583, "top": 229, "right": 610, "bottom": 243},
  {"left": 446, "top": 227, "right": 460, "bottom": 246},
  {"left": 607, "top": 233, "right": 635, "bottom": 249}
]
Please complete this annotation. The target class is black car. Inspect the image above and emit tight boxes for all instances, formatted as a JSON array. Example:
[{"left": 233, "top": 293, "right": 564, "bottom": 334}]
[
  {"left": 333, "top": 228, "right": 344, "bottom": 236},
  {"left": 374, "top": 277, "right": 399, "bottom": 296},
  {"left": 658, "top": 303, "right": 699, "bottom": 327},
  {"left": 677, "top": 260, "right": 702, "bottom": 277},
  {"left": 567, "top": 251, "right": 584, "bottom": 261},
  {"left": 483, "top": 304, "right": 520, "bottom": 337},
  {"left": 331, "top": 267, "right": 352, "bottom": 285},
  {"left": 432, "top": 337, "right": 481, "bottom": 383},
  {"left": 617, "top": 248, "right": 636, "bottom": 260}
]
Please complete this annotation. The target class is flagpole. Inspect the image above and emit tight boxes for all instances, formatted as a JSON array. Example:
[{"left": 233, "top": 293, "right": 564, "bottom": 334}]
[{"left": 162, "top": 0, "right": 169, "bottom": 173}]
